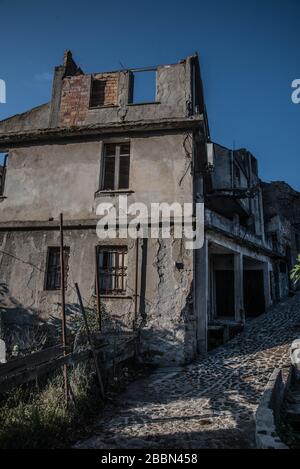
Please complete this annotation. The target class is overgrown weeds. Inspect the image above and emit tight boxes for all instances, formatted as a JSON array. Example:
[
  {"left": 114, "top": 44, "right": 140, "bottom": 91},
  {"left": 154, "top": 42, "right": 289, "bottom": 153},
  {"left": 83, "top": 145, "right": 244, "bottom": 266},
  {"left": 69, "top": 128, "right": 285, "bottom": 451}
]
[{"left": 0, "top": 362, "right": 102, "bottom": 449}]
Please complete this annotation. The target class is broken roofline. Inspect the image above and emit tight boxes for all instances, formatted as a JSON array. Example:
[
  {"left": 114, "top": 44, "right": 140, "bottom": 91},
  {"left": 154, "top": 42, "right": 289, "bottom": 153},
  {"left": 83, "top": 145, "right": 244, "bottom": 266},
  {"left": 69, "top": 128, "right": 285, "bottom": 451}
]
[
  {"left": 0, "top": 116, "right": 203, "bottom": 151},
  {"left": 61, "top": 49, "right": 199, "bottom": 76},
  {"left": 0, "top": 51, "right": 206, "bottom": 147}
]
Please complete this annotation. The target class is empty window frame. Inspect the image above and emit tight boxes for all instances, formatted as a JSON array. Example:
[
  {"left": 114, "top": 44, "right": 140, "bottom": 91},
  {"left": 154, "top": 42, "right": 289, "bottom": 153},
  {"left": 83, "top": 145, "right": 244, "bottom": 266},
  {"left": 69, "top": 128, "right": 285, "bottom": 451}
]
[
  {"left": 90, "top": 78, "right": 115, "bottom": 107},
  {"left": 45, "top": 247, "right": 70, "bottom": 291},
  {"left": 90, "top": 78, "right": 107, "bottom": 107},
  {"left": 101, "top": 143, "right": 130, "bottom": 190},
  {"left": 129, "top": 70, "right": 157, "bottom": 104},
  {"left": 97, "top": 246, "right": 127, "bottom": 295},
  {"left": 233, "top": 164, "right": 241, "bottom": 188},
  {"left": 0, "top": 153, "right": 8, "bottom": 196},
  {"left": 271, "top": 233, "right": 278, "bottom": 251}
]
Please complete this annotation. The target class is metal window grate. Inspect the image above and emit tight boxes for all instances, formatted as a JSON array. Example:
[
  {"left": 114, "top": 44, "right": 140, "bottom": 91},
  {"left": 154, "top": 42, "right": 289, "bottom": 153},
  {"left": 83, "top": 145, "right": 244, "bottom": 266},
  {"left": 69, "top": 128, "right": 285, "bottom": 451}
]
[
  {"left": 97, "top": 247, "right": 127, "bottom": 295},
  {"left": 45, "top": 247, "right": 70, "bottom": 291}
]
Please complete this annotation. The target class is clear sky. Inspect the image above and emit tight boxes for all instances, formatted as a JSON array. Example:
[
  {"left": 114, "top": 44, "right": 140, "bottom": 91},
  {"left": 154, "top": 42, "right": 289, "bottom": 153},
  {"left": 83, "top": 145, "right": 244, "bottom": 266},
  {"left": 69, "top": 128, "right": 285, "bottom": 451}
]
[{"left": 0, "top": 0, "right": 299, "bottom": 189}]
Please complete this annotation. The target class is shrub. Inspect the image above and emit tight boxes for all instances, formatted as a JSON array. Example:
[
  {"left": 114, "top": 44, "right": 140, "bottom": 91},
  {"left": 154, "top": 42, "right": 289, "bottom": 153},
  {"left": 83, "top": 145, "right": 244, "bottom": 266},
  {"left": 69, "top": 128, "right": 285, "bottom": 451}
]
[{"left": 291, "top": 255, "right": 300, "bottom": 285}]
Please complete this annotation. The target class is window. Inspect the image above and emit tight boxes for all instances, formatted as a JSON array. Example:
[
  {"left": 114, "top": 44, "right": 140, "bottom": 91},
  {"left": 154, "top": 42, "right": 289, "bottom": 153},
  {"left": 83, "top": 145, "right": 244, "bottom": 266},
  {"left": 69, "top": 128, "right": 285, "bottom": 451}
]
[
  {"left": 97, "top": 246, "right": 127, "bottom": 295},
  {"left": 129, "top": 70, "right": 157, "bottom": 104},
  {"left": 272, "top": 233, "right": 278, "bottom": 251},
  {"left": 45, "top": 247, "right": 70, "bottom": 290},
  {"left": 0, "top": 153, "right": 8, "bottom": 196},
  {"left": 101, "top": 143, "right": 130, "bottom": 190},
  {"left": 233, "top": 165, "right": 241, "bottom": 188},
  {"left": 90, "top": 75, "right": 118, "bottom": 107},
  {"left": 90, "top": 78, "right": 107, "bottom": 107}
]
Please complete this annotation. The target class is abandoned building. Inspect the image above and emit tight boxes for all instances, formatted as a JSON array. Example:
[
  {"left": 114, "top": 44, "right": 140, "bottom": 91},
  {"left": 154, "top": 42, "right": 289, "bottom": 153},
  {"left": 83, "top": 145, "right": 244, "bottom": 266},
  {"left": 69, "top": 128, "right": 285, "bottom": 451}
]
[{"left": 0, "top": 51, "right": 298, "bottom": 365}]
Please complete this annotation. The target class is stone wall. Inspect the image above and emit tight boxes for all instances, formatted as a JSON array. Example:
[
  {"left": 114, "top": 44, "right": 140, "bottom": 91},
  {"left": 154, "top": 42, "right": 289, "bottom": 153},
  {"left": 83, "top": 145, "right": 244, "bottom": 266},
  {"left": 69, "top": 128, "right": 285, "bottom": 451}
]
[
  {"left": 255, "top": 368, "right": 288, "bottom": 449},
  {"left": 262, "top": 181, "right": 300, "bottom": 228}
]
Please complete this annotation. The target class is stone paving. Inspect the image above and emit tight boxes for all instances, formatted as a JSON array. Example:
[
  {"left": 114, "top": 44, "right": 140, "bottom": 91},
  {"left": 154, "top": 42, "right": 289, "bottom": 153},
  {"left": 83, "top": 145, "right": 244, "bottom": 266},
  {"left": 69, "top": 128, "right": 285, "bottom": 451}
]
[{"left": 76, "top": 293, "right": 300, "bottom": 449}]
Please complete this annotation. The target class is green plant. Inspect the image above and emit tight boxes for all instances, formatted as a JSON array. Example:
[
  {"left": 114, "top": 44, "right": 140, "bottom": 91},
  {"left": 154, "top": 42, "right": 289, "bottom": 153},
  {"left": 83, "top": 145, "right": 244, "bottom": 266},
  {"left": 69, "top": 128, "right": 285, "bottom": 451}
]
[{"left": 291, "top": 255, "right": 300, "bottom": 285}]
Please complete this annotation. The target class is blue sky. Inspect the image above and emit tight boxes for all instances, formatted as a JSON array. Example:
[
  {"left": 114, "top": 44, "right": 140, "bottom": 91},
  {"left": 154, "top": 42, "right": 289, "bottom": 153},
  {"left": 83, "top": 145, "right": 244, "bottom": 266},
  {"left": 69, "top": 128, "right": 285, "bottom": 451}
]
[{"left": 0, "top": 0, "right": 299, "bottom": 189}]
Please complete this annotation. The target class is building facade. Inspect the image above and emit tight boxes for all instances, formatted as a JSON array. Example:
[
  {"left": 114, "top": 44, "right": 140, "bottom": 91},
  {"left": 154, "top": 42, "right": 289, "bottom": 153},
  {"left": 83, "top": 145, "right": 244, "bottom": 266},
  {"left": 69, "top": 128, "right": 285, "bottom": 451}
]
[{"left": 0, "top": 51, "right": 296, "bottom": 364}]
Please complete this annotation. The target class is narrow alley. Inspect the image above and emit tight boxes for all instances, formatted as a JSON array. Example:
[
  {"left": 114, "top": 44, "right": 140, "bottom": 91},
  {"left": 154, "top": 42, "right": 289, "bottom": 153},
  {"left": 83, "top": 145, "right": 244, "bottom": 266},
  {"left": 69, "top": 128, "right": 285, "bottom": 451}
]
[{"left": 76, "top": 293, "right": 300, "bottom": 449}]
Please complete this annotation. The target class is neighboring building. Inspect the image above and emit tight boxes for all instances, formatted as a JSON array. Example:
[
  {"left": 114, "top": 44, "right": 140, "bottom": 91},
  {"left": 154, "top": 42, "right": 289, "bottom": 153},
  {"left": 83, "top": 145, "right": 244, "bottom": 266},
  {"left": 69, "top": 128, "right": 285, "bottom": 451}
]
[
  {"left": 0, "top": 51, "right": 295, "bottom": 364},
  {"left": 262, "top": 181, "right": 300, "bottom": 300}
]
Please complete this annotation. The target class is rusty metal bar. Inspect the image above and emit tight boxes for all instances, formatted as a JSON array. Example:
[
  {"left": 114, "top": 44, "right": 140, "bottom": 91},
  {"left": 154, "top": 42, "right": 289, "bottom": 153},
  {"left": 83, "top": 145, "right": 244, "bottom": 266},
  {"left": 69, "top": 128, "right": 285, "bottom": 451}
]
[
  {"left": 75, "top": 283, "right": 105, "bottom": 400},
  {"left": 121, "top": 250, "right": 125, "bottom": 292},
  {"left": 59, "top": 213, "right": 68, "bottom": 402},
  {"left": 95, "top": 246, "right": 101, "bottom": 331},
  {"left": 134, "top": 238, "right": 139, "bottom": 326}
]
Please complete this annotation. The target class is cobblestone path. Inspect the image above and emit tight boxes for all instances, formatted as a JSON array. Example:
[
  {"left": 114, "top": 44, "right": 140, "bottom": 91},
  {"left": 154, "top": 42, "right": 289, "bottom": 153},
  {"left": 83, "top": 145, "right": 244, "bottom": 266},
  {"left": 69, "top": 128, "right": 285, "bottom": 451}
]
[{"left": 76, "top": 294, "right": 300, "bottom": 449}]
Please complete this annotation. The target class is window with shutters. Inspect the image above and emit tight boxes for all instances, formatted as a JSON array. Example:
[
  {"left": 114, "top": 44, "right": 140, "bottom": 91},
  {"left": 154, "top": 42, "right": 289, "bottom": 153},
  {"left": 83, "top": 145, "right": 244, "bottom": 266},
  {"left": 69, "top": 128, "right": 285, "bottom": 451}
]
[
  {"left": 45, "top": 247, "right": 70, "bottom": 291},
  {"left": 97, "top": 246, "right": 127, "bottom": 295},
  {"left": 101, "top": 143, "right": 130, "bottom": 191}
]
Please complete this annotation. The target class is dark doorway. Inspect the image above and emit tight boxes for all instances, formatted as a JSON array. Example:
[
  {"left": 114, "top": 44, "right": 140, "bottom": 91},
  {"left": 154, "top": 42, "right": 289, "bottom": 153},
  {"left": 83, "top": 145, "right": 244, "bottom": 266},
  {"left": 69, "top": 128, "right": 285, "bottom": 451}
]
[
  {"left": 215, "top": 270, "right": 234, "bottom": 317},
  {"left": 243, "top": 270, "right": 265, "bottom": 317}
]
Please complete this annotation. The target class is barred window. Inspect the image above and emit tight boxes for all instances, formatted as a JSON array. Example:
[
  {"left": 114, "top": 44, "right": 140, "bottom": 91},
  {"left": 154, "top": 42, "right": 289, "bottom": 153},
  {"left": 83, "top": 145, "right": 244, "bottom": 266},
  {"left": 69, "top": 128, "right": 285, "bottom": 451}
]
[
  {"left": 101, "top": 143, "right": 130, "bottom": 190},
  {"left": 97, "top": 247, "right": 127, "bottom": 295},
  {"left": 45, "top": 247, "right": 70, "bottom": 291}
]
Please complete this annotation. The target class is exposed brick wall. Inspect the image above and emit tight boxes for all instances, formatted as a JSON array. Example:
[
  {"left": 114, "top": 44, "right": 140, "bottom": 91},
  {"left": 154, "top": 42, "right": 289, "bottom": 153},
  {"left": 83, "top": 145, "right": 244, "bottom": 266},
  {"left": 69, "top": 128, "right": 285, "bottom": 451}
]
[
  {"left": 90, "top": 73, "right": 119, "bottom": 107},
  {"left": 59, "top": 72, "right": 119, "bottom": 127},
  {"left": 59, "top": 75, "right": 91, "bottom": 127}
]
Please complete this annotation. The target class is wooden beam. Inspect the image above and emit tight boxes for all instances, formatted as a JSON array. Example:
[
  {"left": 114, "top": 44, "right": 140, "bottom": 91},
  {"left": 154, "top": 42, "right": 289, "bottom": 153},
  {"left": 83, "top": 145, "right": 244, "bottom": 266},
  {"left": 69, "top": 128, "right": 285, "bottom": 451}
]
[{"left": 0, "top": 345, "right": 63, "bottom": 378}]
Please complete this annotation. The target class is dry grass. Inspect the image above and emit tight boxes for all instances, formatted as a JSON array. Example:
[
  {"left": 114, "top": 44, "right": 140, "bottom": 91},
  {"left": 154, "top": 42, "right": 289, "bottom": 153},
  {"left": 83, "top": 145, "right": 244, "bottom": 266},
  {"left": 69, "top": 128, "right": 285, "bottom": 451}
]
[{"left": 0, "top": 363, "right": 102, "bottom": 449}]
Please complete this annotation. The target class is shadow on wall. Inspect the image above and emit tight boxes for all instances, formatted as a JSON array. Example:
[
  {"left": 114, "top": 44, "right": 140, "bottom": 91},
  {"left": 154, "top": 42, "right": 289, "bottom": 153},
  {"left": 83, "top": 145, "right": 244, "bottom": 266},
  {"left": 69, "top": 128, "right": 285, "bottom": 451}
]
[
  {"left": 0, "top": 282, "right": 64, "bottom": 356},
  {"left": 0, "top": 282, "right": 137, "bottom": 357},
  {"left": 0, "top": 274, "right": 196, "bottom": 366},
  {"left": 137, "top": 280, "right": 195, "bottom": 366}
]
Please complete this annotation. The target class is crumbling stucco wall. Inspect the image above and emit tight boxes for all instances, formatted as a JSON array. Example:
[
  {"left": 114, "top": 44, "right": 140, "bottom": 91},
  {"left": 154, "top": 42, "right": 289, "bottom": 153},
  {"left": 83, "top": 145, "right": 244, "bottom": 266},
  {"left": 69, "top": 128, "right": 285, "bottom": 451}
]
[
  {"left": 0, "top": 132, "right": 192, "bottom": 223},
  {"left": 56, "top": 62, "right": 189, "bottom": 128},
  {"left": 140, "top": 235, "right": 195, "bottom": 365},
  {"left": 0, "top": 103, "right": 50, "bottom": 135},
  {"left": 0, "top": 228, "right": 195, "bottom": 365},
  {"left": 0, "top": 129, "right": 195, "bottom": 365},
  {"left": 0, "top": 229, "right": 135, "bottom": 326}
]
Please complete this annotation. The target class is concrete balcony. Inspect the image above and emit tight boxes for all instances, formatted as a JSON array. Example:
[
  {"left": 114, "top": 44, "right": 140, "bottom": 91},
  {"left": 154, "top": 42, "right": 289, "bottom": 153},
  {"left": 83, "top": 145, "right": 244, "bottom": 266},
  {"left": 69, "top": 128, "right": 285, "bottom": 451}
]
[{"left": 205, "top": 208, "right": 273, "bottom": 251}]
